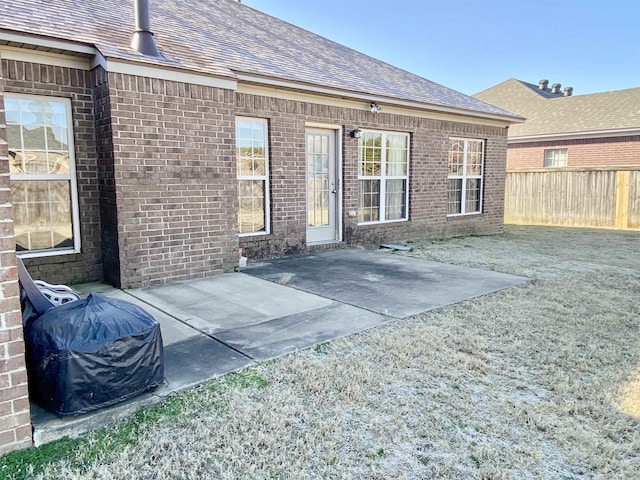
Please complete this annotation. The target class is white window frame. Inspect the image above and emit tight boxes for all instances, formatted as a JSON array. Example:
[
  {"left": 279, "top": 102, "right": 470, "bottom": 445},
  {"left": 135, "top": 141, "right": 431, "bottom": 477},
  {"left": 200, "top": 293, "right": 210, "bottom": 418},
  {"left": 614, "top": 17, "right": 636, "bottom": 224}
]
[
  {"left": 236, "top": 117, "right": 270, "bottom": 236},
  {"left": 6, "top": 93, "right": 81, "bottom": 258},
  {"left": 544, "top": 148, "right": 568, "bottom": 167},
  {"left": 447, "top": 137, "right": 485, "bottom": 217},
  {"left": 357, "top": 130, "right": 410, "bottom": 225}
]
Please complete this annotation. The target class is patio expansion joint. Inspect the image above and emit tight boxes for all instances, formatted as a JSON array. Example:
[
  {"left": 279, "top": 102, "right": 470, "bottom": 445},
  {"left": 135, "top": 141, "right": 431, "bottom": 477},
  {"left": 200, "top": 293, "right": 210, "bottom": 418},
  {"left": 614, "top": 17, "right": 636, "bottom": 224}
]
[
  {"left": 247, "top": 275, "right": 402, "bottom": 320},
  {"left": 121, "top": 290, "right": 257, "bottom": 363}
]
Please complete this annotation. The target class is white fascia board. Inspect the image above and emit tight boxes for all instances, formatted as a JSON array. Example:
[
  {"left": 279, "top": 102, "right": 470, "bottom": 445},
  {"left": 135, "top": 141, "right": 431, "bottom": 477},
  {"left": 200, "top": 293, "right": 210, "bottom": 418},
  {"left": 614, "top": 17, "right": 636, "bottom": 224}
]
[
  {"left": 0, "top": 30, "right": 96, "bottom": 55},
  {"left": 509, "top": 128, "right": 640, "bottom": 143},
  {"left": 236, "top": 73, "right": 522, "bottom": 126},
  {"left": 92, "top": 53, "right": 237, "bottom": 90},
  {"left": 0, "top": 46, "right": 91, "bottom": 70}
]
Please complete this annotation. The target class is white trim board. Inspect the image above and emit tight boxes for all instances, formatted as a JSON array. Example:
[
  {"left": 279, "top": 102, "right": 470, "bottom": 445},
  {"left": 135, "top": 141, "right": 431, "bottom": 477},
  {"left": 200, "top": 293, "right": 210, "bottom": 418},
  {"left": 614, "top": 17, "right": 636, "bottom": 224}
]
[
  {"left": 0, "top": 46, "right": 91, "bottom": 70},
  {"left": 239, "top": 82, "right": 514, "bottom": 128},
  {"left": 91, "top": 53, "right": 237, "bottom": 90},
  {"left": 509, "top": 128, "right": 640, "bottom": 143},
  {"left": 237, "top": 74, "right": 521, "bottom": 126}
]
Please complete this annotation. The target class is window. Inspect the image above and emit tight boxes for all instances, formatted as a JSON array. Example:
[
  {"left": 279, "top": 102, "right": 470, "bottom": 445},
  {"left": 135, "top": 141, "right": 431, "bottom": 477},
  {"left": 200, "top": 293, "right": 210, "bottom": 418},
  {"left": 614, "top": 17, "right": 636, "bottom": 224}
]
[
  {"left": 544, "top": 148, "right": 567, "bottom": 167},
  {"left": 358, "top": 130, "right": 409, "bottom": 223},
  {"left": 236, "top": 118, "right": 269, "bottom": 235},
  {"left": 447, "top": 138, "right": 484, "bottom": 216},
  {"left": 6, "top": 95, "right": 80, "bottom": 255}
]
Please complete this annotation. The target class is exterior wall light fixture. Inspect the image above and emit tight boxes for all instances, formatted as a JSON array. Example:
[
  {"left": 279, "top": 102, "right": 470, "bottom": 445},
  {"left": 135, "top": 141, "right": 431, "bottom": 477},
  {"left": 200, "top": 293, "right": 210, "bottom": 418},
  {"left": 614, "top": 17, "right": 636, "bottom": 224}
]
[
  {"left": 350, "top": 128, "right": 362, "bottom": 139},
  {"left": 370, "top": 102, "right": 382, "bottom": 113}
]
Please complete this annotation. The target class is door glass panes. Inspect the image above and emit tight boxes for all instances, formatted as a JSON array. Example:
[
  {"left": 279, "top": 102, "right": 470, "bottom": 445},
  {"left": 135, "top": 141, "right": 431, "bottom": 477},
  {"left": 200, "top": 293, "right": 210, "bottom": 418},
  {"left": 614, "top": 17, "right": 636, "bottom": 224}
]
[
  {"left": 307, "top": 133, "right": 330, "bottom": 227},
  {"left": 7, "top": 96, "right": 77, "bottom": 253}
]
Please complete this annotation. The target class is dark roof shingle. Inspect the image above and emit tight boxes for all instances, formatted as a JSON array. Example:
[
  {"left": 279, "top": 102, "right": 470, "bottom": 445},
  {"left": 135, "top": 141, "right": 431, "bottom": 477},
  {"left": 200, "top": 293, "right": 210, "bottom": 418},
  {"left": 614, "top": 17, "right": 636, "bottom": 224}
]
[
  {"left": 0, "top": 0, "right": 519, "bottom": 120},
  {"left": 474, "top": 78, "right": 640, "bottom": 137}
]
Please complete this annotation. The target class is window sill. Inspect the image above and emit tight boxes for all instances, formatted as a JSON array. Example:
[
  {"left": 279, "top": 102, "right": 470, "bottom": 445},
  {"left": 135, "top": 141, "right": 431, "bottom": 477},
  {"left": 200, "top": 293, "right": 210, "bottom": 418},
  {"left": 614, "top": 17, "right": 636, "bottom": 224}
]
[
  {"left": 17, "top": 248, "right": 80, "bottom": 259},
  {"left": 357, "top": 218, "right": 408, "bottom": 226},
  {"left": 446, "top": 212, "right": 482, "bottom": 218},
  {"left": 239, "top": 231, "right": 271, "bottom": 238}
]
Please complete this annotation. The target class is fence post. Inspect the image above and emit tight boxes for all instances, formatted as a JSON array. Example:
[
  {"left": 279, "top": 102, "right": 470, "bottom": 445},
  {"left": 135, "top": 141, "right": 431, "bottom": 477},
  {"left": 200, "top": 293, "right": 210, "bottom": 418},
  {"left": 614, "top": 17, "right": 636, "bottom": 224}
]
[{"left": 614, "top": 170, "right": 630, "bottom": 230}]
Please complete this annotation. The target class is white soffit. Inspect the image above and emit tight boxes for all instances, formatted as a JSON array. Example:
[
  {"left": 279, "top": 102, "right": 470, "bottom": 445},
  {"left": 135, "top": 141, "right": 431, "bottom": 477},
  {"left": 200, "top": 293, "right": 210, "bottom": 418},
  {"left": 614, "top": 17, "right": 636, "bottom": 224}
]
[
  {"left": 238, "top": 79, "right": 515, "bottom": 128},
  {"left": 0, "top": 46, "right": 91, "bottom": 70},
  {"left": 91, "top": 53, "right": 237, "bottom": 90}
]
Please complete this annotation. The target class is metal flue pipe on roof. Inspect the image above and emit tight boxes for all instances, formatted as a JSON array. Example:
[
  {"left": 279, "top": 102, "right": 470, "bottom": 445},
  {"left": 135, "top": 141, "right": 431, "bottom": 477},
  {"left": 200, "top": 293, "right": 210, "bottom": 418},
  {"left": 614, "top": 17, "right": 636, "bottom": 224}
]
[{"left": 131, "top": 0, "right": 162, "bottom": 57}]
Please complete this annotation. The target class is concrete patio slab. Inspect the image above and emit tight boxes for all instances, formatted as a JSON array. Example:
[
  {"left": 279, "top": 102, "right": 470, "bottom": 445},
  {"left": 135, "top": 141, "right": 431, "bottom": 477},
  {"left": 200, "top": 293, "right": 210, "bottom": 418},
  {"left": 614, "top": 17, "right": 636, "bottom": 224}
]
[
  {"left": 30, "top": 248, "right": 528, "bottom": 446},
  {"left": 243, "top": 248, "right": 528, "bottom": 318},
  {"left": 127, "top": 274, "right": 333, "bottom": 334},
  {"left": 216, "top": 302, "right": 388, "bottom": 361}
]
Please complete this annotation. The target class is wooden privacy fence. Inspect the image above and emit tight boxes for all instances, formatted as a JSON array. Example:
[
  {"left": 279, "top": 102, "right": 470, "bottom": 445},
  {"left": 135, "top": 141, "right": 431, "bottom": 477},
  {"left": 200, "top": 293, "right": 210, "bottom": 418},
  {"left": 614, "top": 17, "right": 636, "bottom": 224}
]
[{"left": 504, "top": 166, "right": 640, "bottom": 230}]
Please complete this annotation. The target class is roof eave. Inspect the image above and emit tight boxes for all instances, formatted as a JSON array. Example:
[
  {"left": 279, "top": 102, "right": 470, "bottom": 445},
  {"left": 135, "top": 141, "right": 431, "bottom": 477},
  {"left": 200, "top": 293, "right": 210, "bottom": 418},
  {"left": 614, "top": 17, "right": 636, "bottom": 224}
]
[
  {"left": 1, "top": 30, "right": 523, "bottom": 125},
  {"left": 236, "top": 73, "right": 525, "bottom": 124},
  {"left": 509, "top": 127, "right": 640, "bottom": 143},
  {"left": 0, "top": 29, "right": 96, "bottom": 56}
]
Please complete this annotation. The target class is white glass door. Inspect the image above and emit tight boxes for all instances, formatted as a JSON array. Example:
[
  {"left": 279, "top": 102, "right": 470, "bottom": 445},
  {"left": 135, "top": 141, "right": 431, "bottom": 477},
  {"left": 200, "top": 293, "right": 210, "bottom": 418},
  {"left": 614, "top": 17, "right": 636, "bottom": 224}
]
[{"left": 306, "top": 129, "right": 338, "bottom": 244}]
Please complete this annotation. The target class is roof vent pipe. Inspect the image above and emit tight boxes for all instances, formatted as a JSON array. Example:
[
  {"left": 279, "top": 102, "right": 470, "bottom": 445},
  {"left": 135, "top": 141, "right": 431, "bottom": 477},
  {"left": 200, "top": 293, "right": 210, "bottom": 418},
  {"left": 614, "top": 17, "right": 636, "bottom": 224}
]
[
  {"left": 538, "top": 79, "right": 549, "bottom": 90},
  {"left": 551, "top": 83, "right": 561, "bottom": 94},
  {"left": 564, "top": 87, "right": 573, "bottom": 97},
  {"left": 131, "top": 0, "right": 162, "bottom": 57}
]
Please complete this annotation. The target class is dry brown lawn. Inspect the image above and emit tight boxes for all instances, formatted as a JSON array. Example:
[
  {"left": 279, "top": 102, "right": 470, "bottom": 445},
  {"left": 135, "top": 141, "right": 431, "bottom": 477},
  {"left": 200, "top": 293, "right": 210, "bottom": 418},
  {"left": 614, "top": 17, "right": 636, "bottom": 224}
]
[{"left": 36, "top": 226, "right": 639, "bottom": 479}]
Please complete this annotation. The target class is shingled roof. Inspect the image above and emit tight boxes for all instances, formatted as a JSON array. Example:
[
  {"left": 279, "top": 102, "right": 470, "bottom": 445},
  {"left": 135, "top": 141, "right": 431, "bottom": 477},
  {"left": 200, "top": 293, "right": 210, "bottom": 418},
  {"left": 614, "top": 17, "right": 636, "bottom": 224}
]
[
  {"left": 474, "top": 78, "right": 640, "bottom": 139},
  {"left": 0, "top": 0, "right": 520, "bottom": 121}
]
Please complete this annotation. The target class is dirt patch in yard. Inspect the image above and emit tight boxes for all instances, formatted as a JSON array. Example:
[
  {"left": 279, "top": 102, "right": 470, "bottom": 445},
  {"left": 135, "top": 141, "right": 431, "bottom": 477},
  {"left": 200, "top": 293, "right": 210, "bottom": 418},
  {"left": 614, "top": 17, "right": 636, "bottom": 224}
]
[{"left": 34, "top": 226, "right": 639, "bottom": 479}]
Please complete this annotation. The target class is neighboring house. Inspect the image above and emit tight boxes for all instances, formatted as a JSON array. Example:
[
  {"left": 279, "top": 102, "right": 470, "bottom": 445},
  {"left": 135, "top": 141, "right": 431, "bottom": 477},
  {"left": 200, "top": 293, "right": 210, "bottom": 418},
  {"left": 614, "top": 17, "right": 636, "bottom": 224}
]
[
  {"left": 0, "top": 0, "right": 520, "bottom": 453},
  {"left": 474, "top": 78, "right": 640, "bottom": 169}
]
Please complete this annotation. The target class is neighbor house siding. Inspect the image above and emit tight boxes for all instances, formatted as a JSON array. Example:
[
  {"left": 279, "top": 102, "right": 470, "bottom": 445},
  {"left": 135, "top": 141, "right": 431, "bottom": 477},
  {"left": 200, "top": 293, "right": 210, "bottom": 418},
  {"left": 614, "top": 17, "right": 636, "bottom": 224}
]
[
  {"left": 0, "top": 52, "right": 32, "bottom": 455},
  {"left": 237, "top": 92, "right": 508, "bottom": 259},
  {"left": 2, "top": 58, "right": 102, "bottom": 284},
  {"left": 105, "top": 72, "right": 238, "bottom": 288},
  {"left": 508, "top": 136, "right": 640, "bottom": 169}
]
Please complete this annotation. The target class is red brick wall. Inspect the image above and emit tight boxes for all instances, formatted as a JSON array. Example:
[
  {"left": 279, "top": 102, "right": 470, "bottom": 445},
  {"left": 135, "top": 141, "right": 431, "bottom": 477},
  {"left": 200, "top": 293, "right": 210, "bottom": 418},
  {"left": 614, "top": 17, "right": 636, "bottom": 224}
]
[
  {"left": 105, "top": 73, "right": 238, "bottom": 288},
  {"left": 0, "top": 53, "right": 32, "bottom": 455},
  {"left": 237, "top": 92, "right": 508, "bottom": 259},
  {"left": 92, "top": 67, "right": 120, "bottom": 286},
  {"left": 508, "top": 136, "right": 640, "bottom": 169},
  {"left": 2, "top": 59, "right": 103, "bottom": 285},
  {"left": 0, "top": 59, "right": 511, "bottom": 284}
]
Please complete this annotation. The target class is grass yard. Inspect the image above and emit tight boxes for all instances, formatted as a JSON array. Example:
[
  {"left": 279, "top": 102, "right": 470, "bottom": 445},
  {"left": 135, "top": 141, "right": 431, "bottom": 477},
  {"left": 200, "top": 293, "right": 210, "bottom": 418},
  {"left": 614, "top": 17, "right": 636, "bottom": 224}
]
[{"left": 2, "top": 226, "right": 639, "bottom": 479}]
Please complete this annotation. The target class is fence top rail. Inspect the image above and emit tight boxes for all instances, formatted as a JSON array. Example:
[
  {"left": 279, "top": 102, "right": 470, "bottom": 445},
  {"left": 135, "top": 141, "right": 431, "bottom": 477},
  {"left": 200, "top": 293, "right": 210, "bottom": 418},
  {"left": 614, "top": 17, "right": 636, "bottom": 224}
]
[{"left": 507, "top": 165, "right": 640, "bottom": 174}]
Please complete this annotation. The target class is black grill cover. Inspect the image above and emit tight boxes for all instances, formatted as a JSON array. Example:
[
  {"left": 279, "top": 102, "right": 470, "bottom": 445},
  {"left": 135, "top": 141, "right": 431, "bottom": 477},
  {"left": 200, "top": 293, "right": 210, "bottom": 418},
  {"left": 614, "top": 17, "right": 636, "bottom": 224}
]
[{"left": 25, "top": 293, "right": 164, "bottom": 416}]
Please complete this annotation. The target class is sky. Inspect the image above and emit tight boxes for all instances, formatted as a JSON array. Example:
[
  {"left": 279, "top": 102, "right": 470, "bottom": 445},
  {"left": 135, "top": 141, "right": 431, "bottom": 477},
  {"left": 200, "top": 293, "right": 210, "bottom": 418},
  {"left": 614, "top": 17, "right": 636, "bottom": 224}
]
[{"left": 241, "top": 0, "right": 639, "bottom": 96}]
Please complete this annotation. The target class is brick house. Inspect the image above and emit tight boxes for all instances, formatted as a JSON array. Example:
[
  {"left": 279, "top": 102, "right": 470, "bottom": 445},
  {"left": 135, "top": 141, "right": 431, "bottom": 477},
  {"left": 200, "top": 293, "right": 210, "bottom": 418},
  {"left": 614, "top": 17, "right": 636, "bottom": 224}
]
[
  {"left": 474, "top": 78, "right": 640, "bottom": 169},
  {"left": 0, "top": 0, "right": 520, "bottom": 453}
]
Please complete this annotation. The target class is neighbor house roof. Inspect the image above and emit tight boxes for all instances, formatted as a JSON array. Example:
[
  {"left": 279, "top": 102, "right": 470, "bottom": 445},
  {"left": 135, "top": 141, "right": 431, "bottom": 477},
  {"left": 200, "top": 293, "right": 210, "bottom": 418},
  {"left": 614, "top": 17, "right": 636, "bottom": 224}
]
[
  {"left": 474, "top": 78, "right": 640, "bottom": 140},
  {"left": 0, "top": 0, "right": 521, "bottom": 122}
]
